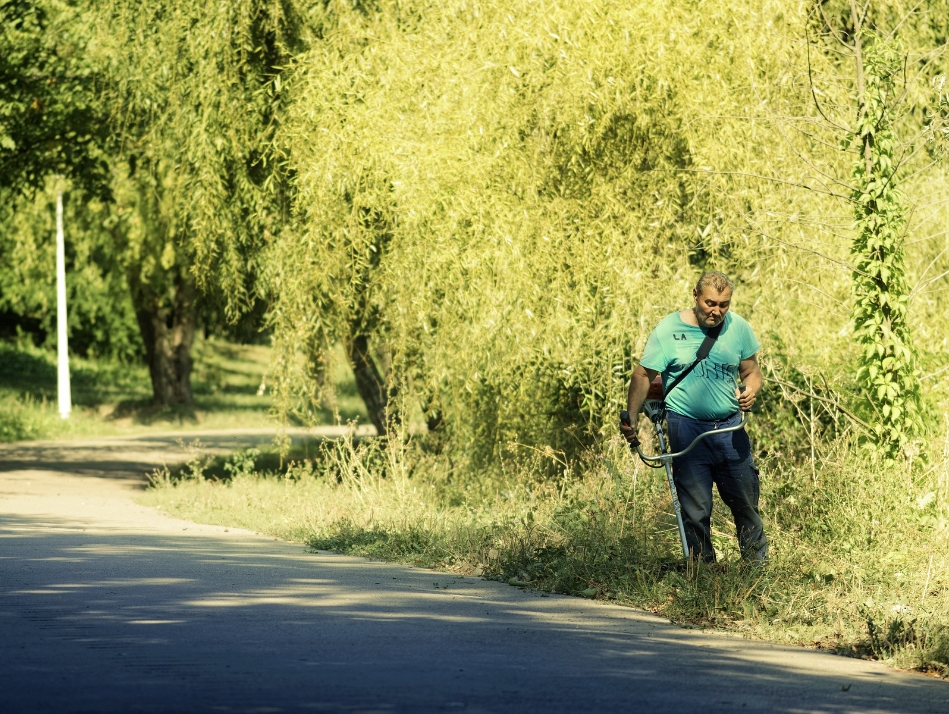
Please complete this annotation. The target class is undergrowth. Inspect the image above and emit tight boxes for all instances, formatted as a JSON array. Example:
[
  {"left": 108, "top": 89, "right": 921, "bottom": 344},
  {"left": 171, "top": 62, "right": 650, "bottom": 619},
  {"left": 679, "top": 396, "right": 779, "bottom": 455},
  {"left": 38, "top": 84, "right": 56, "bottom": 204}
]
[{"left": 143, "top": 425, "right": 949, "bottom": 678}]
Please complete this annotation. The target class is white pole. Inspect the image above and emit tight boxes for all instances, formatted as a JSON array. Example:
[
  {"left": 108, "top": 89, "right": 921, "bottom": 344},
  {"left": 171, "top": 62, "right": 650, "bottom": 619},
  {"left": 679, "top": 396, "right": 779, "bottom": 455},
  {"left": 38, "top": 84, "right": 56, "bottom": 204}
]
[{"left": 56, "top": 188, "right": 71, "bottom": 419}]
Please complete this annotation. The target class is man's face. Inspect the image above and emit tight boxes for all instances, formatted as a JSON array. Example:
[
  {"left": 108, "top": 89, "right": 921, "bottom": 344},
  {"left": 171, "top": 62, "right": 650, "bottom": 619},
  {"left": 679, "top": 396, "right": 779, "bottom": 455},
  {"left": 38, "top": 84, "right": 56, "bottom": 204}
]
[{"left": 692, "top": 286, "right": 732, "bottom": 328}]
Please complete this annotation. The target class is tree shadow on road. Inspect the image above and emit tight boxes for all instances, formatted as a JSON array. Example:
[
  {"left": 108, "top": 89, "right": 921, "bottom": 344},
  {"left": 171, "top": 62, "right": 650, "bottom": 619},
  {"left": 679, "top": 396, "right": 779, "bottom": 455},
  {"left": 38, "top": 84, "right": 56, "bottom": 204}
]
[{"left": 1, "top": 511, "right": 945, "bottom": 714}]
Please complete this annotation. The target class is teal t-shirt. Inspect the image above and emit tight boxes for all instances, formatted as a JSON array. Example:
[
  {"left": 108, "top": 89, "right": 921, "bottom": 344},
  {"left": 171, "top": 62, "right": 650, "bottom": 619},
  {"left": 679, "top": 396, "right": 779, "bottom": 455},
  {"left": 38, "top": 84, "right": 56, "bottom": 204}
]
[{"left": 639, "top": 311, "right": 760, "bottom": 420}]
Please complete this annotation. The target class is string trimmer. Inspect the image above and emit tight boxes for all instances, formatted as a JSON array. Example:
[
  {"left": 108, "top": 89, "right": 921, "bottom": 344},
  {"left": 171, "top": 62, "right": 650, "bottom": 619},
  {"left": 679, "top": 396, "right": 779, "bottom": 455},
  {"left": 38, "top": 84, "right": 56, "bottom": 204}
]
[{"left": 620, "top": 377, "right": 747, "bottom": 560}]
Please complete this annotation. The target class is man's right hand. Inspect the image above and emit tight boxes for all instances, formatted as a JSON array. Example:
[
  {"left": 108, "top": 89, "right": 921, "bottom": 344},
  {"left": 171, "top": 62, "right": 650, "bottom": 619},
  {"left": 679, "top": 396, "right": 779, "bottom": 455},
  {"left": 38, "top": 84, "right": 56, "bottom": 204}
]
[{"left": 619, "top": 411, "right": 640, "bottom": 448}]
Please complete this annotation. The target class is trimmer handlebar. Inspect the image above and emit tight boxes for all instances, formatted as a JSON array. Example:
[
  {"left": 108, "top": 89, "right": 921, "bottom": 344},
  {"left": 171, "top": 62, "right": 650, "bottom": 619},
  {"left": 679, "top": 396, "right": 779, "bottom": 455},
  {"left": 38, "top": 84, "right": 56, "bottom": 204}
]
[
  {"left": 620, "top": 384, "right": 749, "bottom": 561},
  {"left": 634, "top": 412, "right": 747, "bottom": 464},
  {"left": 620, "top": 384, "right": 748, "bottom": 464}
]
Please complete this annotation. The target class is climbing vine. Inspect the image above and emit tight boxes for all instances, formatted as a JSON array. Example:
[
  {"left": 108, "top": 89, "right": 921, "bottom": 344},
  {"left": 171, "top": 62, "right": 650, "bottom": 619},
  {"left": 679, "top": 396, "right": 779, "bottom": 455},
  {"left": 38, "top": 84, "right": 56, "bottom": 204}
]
[{"left": 850, "top": 38, "right": 923, "bottom": 457}]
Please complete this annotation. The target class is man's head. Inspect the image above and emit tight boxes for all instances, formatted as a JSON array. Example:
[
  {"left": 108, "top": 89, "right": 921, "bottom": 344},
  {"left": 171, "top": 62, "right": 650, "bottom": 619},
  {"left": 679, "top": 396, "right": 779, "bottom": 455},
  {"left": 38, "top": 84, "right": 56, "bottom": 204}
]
[{"left": 692, "top": 271, "right": 734, "bottom": 329}]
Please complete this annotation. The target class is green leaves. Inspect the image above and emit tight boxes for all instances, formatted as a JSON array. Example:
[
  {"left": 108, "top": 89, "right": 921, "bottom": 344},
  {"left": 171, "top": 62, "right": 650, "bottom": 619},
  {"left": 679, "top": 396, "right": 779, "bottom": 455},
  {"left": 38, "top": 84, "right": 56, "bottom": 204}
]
[
  {"left": 92, "top": 0, "right": 300, "bottom": 315},
  {"left": 0, "top": 0, "right": 109, "bottom": 194},
  {"left": 849, "top": 36, "right": 924, "bottom": 459},
  {"left": 260, "top": 0, "right": 825, "bottom": 458}
]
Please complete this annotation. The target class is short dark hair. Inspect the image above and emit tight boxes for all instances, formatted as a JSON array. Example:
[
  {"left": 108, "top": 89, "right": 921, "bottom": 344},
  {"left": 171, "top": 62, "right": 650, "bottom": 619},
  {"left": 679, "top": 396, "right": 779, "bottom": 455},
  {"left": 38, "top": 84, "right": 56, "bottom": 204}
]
[{"left": 695, "top": 271, "right": 734, "bottom": 295}]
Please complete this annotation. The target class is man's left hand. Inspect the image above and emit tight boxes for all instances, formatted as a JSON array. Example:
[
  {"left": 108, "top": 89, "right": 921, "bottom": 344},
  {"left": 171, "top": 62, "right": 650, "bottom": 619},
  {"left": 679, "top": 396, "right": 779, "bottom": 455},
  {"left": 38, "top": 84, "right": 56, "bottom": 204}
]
[{"left": 736, "top": 385, "right": 756, "bottom": 412}]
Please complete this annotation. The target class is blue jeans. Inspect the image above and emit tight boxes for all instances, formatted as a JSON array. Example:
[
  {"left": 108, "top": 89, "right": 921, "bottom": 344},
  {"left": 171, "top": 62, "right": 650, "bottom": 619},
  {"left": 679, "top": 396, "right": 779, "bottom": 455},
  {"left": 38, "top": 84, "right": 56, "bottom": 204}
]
[{"left": 666, "top": 411, "right": 768, "bottom": 563}]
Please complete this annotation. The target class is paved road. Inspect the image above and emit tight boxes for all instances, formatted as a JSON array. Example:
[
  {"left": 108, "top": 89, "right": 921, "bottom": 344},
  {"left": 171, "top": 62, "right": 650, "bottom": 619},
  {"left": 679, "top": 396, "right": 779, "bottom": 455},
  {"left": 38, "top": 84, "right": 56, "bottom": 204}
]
[{"left": 0, "top": 432, "right": 946, "bottom": 714}]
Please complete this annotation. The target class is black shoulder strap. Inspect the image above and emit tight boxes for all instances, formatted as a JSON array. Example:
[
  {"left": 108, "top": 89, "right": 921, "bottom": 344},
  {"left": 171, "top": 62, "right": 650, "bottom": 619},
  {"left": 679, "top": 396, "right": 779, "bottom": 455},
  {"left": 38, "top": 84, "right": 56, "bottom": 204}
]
[{"left": 663, "top": 319, "right": 724, "bottom": 400}]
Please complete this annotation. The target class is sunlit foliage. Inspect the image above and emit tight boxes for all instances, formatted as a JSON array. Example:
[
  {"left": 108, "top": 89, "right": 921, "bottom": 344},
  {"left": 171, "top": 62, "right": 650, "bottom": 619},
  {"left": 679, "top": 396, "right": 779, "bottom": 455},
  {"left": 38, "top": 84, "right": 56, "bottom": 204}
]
[
  {"left": 849, "top": 38, "right": 924, "bottom": 455},
  {"left": 253, "top": 1, "right": 949, "bottom": 466},
  {"left": 272, "top": 1, "right": 789, "bottom": 455}
]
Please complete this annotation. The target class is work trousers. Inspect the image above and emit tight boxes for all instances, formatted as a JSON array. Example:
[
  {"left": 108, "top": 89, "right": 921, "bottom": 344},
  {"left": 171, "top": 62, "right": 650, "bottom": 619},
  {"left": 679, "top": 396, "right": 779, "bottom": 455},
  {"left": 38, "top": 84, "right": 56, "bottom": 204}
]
[{"left": 666, "top": 411, "right": 768, "bottom": 563}]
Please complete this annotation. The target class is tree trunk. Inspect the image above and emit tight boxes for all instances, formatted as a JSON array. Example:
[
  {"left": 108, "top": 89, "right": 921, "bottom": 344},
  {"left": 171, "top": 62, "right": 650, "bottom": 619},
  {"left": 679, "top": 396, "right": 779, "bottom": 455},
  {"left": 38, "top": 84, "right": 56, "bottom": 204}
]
[
  {"left": 346, "top": 333, "right": 389, "bottom": 436},
  {"left": 129, "top": 270, "right": 196, "bottom": 408}
]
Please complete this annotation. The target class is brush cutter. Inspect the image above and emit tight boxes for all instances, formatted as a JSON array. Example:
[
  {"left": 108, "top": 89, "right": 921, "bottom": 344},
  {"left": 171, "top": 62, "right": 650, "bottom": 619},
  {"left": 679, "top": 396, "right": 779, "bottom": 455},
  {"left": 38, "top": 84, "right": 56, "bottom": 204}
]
[{"left": 620, "top": 376, "right": 747, "bottom": 560}]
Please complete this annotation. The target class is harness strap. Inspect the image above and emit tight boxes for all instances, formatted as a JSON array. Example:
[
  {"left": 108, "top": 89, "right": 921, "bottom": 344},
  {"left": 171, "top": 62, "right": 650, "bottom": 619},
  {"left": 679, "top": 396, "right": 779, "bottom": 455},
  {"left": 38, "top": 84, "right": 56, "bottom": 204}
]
[{"left": 661, "top": 318, "right": 724, "bottom": 401}]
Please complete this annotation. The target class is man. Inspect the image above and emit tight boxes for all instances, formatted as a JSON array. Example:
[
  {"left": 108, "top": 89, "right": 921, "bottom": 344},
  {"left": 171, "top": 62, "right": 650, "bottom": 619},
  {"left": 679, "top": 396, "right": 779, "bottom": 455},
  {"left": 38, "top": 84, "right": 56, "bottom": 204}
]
[{"left": 620, "top": 271, "right": 768, "bottom": 563}]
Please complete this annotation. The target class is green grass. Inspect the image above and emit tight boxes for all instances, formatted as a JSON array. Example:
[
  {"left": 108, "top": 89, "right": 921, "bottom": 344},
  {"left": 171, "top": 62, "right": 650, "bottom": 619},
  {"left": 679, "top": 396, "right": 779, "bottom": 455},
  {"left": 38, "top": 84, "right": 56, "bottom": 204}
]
[
  {"left": 0, "top": 338, "right": 366, "bottom": 441},
  {"left": 0, "top": 340, "right": 149, "bottom": 441},
  {"left": 143, "top": 426, "right": 949, "bottom": 678}
]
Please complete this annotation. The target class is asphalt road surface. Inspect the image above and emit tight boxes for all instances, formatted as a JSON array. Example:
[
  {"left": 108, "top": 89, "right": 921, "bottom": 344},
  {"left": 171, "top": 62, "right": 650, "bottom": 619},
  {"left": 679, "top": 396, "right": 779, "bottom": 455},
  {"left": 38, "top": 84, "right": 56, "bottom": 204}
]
[{"left": 1, "top": 431, "right": 946, "bottom": 714}]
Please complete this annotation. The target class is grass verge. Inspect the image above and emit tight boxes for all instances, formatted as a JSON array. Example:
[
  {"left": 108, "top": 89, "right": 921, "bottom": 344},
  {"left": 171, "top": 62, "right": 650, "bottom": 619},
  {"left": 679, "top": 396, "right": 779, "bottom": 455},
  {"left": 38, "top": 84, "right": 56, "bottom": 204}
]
[{"left": 142, "top": 426, "right": 949, "bottom": 678}]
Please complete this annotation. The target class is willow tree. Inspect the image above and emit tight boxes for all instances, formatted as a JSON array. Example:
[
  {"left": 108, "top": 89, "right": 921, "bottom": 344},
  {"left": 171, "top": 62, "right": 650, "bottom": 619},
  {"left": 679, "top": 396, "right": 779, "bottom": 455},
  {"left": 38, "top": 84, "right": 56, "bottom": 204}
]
[
  {"left": 270, "top": 0, "right": 814, "bottom": 462},
  {"left": 91, "top": 0, "right": 300, "bottom": 407}
]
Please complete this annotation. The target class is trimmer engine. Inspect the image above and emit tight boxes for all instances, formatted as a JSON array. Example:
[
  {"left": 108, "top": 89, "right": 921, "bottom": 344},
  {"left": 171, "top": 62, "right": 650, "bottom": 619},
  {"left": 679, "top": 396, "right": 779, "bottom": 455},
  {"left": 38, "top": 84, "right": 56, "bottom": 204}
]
[{"left": 641, "top": 375, "right": 665, "bottom": 421}]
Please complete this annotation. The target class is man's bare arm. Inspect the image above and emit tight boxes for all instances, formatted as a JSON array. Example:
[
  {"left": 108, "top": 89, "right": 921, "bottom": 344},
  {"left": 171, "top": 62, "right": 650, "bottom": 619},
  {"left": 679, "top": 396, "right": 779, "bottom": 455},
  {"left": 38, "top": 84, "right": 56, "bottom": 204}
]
[
  {"left": 620, "top": 365, "right": 658, "bottom": 443},
  {"left": 737, "top": 353, "right": 762, "bottom": 412}
]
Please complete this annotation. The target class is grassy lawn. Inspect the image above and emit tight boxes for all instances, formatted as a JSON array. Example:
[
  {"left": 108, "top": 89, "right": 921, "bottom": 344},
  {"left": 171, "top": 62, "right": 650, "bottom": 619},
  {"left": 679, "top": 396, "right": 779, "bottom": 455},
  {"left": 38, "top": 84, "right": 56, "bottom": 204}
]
[{"left": 0, "top": 338, "right": 366, "bottom": 441}]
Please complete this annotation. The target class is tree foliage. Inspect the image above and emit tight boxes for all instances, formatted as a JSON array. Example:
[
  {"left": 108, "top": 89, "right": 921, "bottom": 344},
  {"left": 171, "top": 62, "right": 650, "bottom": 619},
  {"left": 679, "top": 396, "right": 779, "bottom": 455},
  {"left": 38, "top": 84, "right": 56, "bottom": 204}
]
[
  {"left": 798, "top": 1, "right": 949, "bottom": 455},
  {"left": 3, "top": 0, "right": 949, "bottom": 464},
  {"left": 0, "top": 0, "right": 107, "bottom": 193},
  {"left": 257, "top": 0, "right": 949, "bottom": 467},
  {"left": 93, "top": 0, "right": 300, "bottom": 307},
  {"left": 83, "top": 0, "right": 300, "bottom": 405},
  {"left": 850, "top": 37, "right": 923, "bottom": 455},
  {"left": 0, "top": 184, "right": 141, "bottom": 361},
  {"left": 266, "top": 0, "right": 822, "bottom": 465}
]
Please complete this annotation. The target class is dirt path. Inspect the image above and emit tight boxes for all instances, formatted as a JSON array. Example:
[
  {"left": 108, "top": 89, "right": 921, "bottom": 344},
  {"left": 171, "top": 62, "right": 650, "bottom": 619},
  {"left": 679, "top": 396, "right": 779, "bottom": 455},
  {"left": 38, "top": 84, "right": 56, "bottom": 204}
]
[{"left": 0, "top": 432, "right": 946, "bottom": 714}]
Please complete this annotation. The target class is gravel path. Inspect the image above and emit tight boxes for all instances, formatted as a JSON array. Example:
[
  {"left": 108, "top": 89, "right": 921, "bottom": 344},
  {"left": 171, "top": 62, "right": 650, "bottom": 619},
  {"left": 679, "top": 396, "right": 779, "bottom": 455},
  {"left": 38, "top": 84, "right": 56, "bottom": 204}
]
[{"left": 0, "top": 431, "right": 946, "bottom": 714}]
